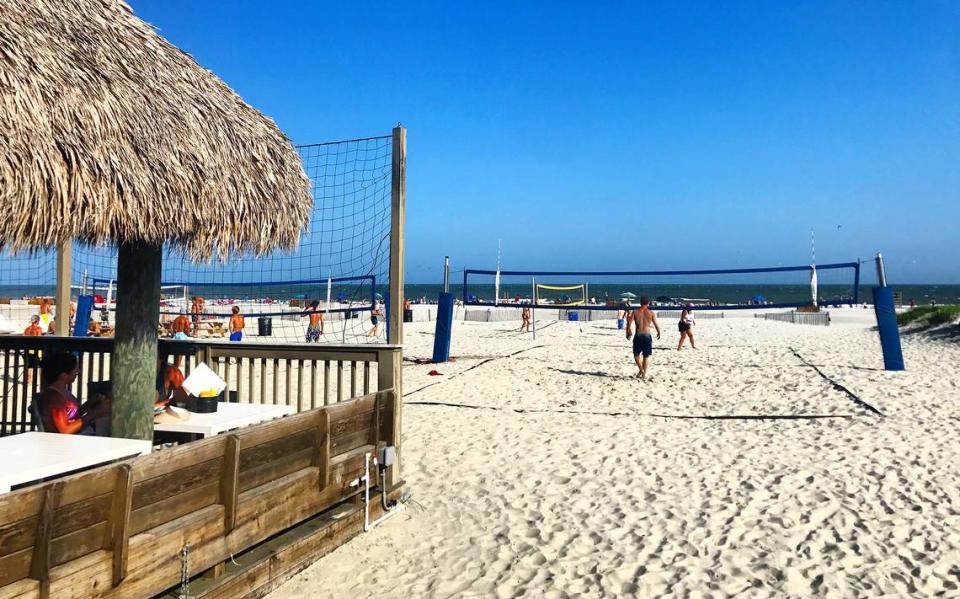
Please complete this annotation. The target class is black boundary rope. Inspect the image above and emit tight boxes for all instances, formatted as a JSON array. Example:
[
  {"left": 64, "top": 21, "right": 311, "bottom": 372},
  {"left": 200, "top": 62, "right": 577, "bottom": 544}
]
[
  {"left": 789, "top": 347, "right": 884, "bottom": 416},
  {"left": 403, "top": 345, "right": 545, "bottom": 397}
]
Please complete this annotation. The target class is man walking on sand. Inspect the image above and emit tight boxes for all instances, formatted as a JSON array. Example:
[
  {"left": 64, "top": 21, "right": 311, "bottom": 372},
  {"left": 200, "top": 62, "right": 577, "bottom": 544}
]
[{"left": 625, "top": 295, "right": 661, "bottom": 380}]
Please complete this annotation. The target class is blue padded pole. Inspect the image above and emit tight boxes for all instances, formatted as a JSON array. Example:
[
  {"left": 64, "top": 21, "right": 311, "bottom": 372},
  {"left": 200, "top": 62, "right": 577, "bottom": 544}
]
[
  {"left": 73, "top": 295, "right": 94, "bottom": 337},
  {"left": 853, "top": 262, "right": 861, "bottom": 305},
  {"left": 872, "top": 253, "right": 904, "bottom": 371},
  {"left": 432, "top": 292, "right": 454, "bottom": 363}
]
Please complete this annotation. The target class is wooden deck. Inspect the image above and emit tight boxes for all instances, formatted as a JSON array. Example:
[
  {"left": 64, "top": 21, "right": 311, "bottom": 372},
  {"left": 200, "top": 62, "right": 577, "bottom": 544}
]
[
  {"left": 0, "top": 390, "right": 400, "bottom": 598},
  {"left": 0, "top": 335, "right": 404, "bottom": 598}
]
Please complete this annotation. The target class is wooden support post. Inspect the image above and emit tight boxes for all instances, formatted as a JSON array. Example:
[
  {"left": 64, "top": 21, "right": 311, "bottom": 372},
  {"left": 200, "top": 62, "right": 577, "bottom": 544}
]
[
  {"left": 222, "top": 434, "right": 241, "bottom": 533},
  {"left": 31, "top": 482, "right": 63, "bottom": 599},
  {"left": 313, "top": 410, "right": 330, "bottom": 489},
  {"left": 388, "top": 126, "right": 406, "bottom": 345},
  {"left": 109, "top": 464, "right": 133, "bottom": 587},
  {"left": 377, "top": 349, "right": 402, "bottom": 489},
  {"left": 55, "top": 240, "right": 72, "bottom": 336},
  {"left": 112, "top": 241, "right": 162, "bottom": 440}
]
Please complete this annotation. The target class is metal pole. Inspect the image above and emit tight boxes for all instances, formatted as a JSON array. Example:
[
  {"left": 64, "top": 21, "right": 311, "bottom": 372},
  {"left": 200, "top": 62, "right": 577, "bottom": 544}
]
[
  {"left": 443, "top": 256, "right": 450, "bottom": 293},
  {"left": 876, "top": 252, "right": 887, "bottom": 288},
  {"left": 531, "top": 276, "right": 536, "bottom": 340}
]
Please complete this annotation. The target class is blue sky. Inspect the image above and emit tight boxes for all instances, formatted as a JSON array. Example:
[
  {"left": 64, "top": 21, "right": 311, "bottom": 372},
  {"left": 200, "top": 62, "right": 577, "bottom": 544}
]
[{"left": 131, "top": 1, "right": 959, "bottom": 283}]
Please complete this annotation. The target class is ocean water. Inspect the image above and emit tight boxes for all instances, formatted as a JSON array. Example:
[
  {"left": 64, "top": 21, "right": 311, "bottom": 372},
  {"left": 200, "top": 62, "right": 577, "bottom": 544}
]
[
  {"left": 2, "top": 283, "right": 958, "bottom": 306},
  {"left": 407, "top": 283, "right": 960, "bottom": 306}
]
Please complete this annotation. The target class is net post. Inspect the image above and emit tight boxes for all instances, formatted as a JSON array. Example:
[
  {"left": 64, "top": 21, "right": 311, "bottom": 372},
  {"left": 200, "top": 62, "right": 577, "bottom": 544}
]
[
  {"left": 871, "top": 252, "right": 904, "bottom": 371},
  {"left": 531, "top": 276, "right": 536, "bottom": 340},
  {"left": 388, "top": 126, "right": 406, "bottom": 345},
  {"left": 853, "top": 261, "right": 861, "bottom": 305},
  {"left": 443, "top": 256, "right": 450, "bottom": 292},
  {"left": 55, "top": 240, "right": 72, "bottom": 335}
]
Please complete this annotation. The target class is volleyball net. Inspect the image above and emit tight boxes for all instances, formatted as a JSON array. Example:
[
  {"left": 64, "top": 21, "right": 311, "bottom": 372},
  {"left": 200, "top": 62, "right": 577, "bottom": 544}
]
[
  {"left": 463, "top": 261, "right": 863, "bottom": 311},
  {"left": 0, "top": 131, "right": 397, "bottom": 344}
]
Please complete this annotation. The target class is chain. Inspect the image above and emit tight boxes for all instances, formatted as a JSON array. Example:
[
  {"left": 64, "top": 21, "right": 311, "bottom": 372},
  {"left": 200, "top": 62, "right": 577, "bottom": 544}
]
[{"left": 178, "top": 544, "right": 191, "bottom": 599}]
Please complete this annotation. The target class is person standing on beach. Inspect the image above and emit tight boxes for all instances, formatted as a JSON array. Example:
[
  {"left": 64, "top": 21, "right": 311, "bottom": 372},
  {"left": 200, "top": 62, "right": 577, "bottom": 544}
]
[
  {"left": 190, "top": 296, "right": 204, "bottom": 334},
  {"left": 677, "top": 306, "right": 696, "bottom": 350},
  {"left": 305, "top": 300, "right": 323, "bottom": 342},
  {"left": 520, "top": 304, "right": 531, "bottom": 332},
  {"left": 367, "top": 304, "right": 382, "bottom": 337},
  {"left": 24, "top": 315, "right": 43, "bottom": 384},
  {"left": 228, "top": 306, "right": 244, "bottom": 342},
  {"left": 625, "top": 295, "right": 661, "bottom": 380}
]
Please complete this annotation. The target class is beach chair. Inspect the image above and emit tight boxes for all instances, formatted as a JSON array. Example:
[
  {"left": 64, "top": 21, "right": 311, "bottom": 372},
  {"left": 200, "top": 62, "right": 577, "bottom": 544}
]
[{"left": 29, "top": 393, "right": 45, "bottom": 432}]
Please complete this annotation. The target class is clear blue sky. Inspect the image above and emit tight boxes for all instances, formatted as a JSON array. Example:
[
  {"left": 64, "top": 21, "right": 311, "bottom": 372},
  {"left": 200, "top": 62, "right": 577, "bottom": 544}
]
[{"left": 131, "top": 1, "right": 959, "bottom": 283}]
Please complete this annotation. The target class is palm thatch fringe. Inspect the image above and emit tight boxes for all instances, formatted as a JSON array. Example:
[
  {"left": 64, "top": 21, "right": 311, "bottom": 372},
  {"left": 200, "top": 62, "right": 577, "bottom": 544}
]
[{"left": 0, "top": 0, "right": 311, "bottom": 260}]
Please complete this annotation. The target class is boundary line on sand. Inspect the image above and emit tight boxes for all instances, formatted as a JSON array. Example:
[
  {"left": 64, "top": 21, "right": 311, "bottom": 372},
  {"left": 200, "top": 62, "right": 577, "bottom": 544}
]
[
  {"left": 403, "top": 345, "right": 547, "bottom": 397},
  {"left": 788, "top": 347, "right": 884, "bottom": 417},
  {"left": 403, "top": 400, "right": 859, "bottom": 421}
]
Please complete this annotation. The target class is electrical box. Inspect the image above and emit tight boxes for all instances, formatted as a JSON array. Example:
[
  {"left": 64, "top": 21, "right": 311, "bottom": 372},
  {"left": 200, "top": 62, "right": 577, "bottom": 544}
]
[{"left": 379, "top": 446, "right": 396, "bottom": 467}]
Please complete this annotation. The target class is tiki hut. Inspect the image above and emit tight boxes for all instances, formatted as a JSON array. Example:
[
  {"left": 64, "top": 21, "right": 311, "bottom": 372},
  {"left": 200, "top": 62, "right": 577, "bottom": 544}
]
[{"left": 0, "top": 0, "right": 312, "bottom": 439}]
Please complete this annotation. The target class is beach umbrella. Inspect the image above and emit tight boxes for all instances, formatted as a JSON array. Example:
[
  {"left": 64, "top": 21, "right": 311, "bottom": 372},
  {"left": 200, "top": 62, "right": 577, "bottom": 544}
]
[
  {"left": 620, "top": 292, "right": 637, "bottom": 299},
  {"left": 0, "top": 0, "right": 311, "bottom": 440},
  {"left": 751, "top": 295, "right": 767, "bottom": 303}
]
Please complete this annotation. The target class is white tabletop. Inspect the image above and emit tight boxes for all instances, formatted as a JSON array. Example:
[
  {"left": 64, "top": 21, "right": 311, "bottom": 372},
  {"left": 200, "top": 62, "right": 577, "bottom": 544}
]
[
  {"left": 0, "top": 432, "right": 152, "bottom": 494},
  {"left": 154, "top": 402, "right": 295, "bottom": 438}
]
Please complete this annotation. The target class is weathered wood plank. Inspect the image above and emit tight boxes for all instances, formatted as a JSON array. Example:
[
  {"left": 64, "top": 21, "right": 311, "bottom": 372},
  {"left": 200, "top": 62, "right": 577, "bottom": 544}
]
[
  {"left": 52, "top": 494, "right": 110, "bottom": 539},
  {"left": 131, "top": 437, "right": 226, "bottom": 482},
  {"left": 0, "top": 547, "right": 32, "bottom": 588},
  {"left": 313, "top": 410, "right": 330, "bottom": 489},
  {"left": 235, "top": 409, "right": 318, "bottom": 450},
  {"left": 0, "top": 576, "right": 37, "bottom": 599},
  {"left": 108, "top": 464, "right": 133, "bottom": 587},
  {"left": 130, "top": 482, "right": 220, "bottom": 536},
  {"left": 238, "top": 429, "right": 313, "bottom": 474},
  {"left": 132, "top": 458, "right": 223, "bottom": 510},
  {"left": 238, "top": 447, "right": 314, "bottom": 494},
  {"left": 221, "top": 435, "right": 241, "bottom": 533},
  {"left": 51, "top": 521, "right": 108, "bottom": 566},
  {"left": 30, "top": 481, "right": 62, "bottom": 598}
]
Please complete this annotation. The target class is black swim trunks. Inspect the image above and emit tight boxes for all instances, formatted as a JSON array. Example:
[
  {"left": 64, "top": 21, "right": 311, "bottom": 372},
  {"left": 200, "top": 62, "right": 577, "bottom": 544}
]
[
  {"left": 678, "top": 321, "right": 690, "bottom": 332},
  {"left": 632, "top": 333, "right": 653, "bottom": 357}
]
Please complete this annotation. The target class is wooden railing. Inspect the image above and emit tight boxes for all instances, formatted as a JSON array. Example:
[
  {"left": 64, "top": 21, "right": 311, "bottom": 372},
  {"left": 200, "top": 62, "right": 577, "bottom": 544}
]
[
  {"left": 0, "top": 390, "right": 399, "bottom": 598},
  {"left": 0, "top": 336, "right": 402, "bottom": 437}
]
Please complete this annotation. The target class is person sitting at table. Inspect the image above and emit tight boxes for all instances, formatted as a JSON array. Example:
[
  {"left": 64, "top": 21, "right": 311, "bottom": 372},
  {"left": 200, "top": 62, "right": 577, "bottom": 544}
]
[
  {"left": 156, "top": 356, "right": 186, "bottom": 407},
  {"left": 170, "top": 310, "right": 191, "bottom": 340},
  {"left": 38, "top": 352, "right": 110, "bottom": 434}
]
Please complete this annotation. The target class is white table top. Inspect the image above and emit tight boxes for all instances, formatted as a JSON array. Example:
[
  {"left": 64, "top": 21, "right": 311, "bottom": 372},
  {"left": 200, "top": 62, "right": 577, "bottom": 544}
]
[
  {"left": 154, "top": 402, "right": 295, "bottom": 438},
  {"left": 0, "top": 432, "right": 152, "bottom": 493}
]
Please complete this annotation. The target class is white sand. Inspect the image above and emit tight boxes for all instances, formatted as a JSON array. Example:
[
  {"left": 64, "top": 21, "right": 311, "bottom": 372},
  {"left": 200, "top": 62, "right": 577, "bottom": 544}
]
[{"left": 274, "top": 312, "right": 960, "bottom": 596}]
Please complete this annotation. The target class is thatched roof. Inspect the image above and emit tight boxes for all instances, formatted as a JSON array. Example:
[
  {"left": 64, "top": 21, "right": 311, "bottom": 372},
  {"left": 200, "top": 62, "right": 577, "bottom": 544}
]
[{"left": 0, "top": 0, "right": 311, "bottom": 259}]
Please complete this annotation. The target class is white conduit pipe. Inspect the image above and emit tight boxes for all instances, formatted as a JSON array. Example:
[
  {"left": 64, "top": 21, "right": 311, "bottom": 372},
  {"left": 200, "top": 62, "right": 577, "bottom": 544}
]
[{"left": 350, "top": 452, "right": 403, "bottom": 532}]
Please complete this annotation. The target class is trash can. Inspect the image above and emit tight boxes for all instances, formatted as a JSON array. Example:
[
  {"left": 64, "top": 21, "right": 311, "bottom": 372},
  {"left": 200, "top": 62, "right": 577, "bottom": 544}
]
[
  {"left": 403, "top": 309, "right": 413, "bottom": 323},
  {"left": 568, "top": 312, "right": 579, "bottom": 322},
  {"left": 257, "top": 317, "right": 272, "bottom": 336}
]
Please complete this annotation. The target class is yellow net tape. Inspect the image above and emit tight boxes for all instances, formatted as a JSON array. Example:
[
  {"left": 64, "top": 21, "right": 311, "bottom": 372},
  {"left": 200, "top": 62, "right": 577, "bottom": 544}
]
[
  {"left": 536, "top": 284, "right": 585, "bottom": 291},
  {"left": 535, "top": 283, "right": 586, "bottom": 306}
]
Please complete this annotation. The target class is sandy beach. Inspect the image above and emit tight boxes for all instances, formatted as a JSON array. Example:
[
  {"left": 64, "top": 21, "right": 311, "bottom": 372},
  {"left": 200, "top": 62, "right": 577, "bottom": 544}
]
[{"left": 267, "top": 309, "right": 960, "bottom": 598}]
